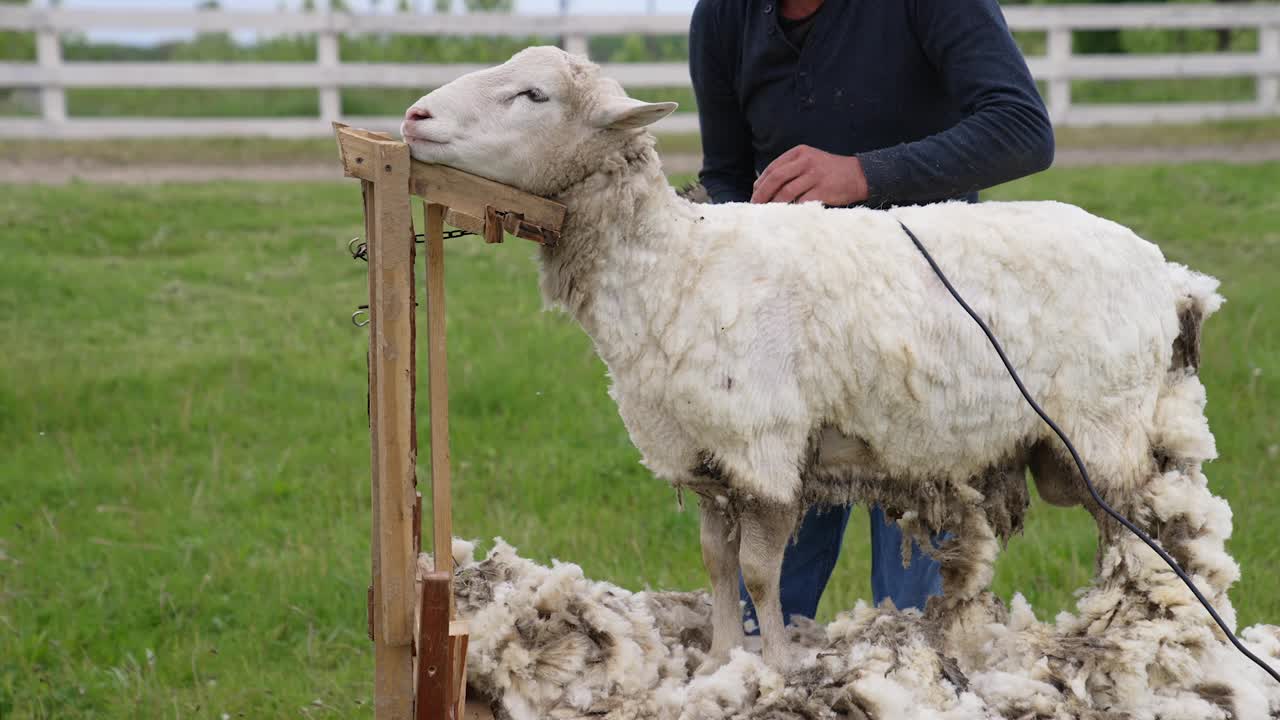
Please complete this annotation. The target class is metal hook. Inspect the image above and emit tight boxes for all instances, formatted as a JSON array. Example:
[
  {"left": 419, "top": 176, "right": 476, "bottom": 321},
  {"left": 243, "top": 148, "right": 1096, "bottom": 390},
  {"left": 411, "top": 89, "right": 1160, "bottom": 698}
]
[
  {"left": 349, "top": 237, "right": 368, "bottom": 262},
  {"left": 352, "top": 304, "right": 370, "bottom": 328}
]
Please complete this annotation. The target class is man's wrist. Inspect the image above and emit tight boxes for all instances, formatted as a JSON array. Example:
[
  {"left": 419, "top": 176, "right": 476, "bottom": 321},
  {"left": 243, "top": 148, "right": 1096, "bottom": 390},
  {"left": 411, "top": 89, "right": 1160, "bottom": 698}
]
[
  {"left": 854, "top": 150, "right": 895, "bottom": 206},
  {"left": 848, "top": 155, "right": 870, "bottom": 204}
]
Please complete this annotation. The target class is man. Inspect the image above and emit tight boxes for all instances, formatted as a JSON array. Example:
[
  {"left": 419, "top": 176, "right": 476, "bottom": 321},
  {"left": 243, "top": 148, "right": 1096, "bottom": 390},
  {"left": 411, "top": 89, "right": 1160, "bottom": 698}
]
[{"left": 688, "top": 0, "right": 1054, "bottom": 622}]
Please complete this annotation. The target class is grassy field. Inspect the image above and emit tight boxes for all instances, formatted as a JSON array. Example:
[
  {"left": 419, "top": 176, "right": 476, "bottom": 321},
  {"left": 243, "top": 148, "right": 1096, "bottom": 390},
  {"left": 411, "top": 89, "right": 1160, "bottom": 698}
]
[
  {"left": 1, "top": 162, "right": 1277, "bottom": 718},
  {"left": 4, "top": 117, "right": 1280, "bottom": 171}
]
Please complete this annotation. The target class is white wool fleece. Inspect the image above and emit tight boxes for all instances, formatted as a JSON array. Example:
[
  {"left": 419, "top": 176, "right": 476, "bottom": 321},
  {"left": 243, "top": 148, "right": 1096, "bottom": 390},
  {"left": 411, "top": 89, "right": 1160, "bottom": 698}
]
[
  {"left": 556, "top": 176, "right": 1198, "bottom": 505},
  {"left": 405, "top": 45, "right": 1221, "bottom": 513}
]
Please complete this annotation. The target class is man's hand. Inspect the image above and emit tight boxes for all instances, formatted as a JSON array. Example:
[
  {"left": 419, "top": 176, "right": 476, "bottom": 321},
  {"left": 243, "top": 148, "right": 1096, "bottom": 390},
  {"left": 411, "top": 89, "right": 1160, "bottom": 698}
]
[{"left": 751, "top": 145, "right": 869, "bottom": 206}]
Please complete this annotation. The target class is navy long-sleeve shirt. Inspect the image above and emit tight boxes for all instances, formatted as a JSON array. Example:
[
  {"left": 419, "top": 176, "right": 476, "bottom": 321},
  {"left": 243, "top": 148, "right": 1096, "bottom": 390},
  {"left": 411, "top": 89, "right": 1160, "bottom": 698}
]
[{"left": 689, "top": 0, "right": 1055, "bottom": 207}]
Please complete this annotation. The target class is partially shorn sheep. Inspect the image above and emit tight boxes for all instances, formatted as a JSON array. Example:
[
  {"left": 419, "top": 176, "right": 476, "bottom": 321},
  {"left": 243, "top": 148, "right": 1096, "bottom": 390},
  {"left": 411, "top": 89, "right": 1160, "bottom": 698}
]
[{"left": 401, "top": 47, "right": 1277, "bottom": 714}]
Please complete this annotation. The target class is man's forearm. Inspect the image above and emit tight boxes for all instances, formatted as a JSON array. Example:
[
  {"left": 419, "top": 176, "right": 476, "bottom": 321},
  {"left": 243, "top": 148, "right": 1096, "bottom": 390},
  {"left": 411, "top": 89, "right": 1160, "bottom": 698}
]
[{"left": 857, "top": 104, "right": 1054, "bottom": 207}]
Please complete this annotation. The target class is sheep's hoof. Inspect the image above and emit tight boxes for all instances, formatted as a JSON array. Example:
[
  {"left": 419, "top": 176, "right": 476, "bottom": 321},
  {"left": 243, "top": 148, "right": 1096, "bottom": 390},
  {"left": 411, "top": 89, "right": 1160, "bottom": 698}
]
[{"left": 762, "top": 641, "right": 798, "bottom": 671}]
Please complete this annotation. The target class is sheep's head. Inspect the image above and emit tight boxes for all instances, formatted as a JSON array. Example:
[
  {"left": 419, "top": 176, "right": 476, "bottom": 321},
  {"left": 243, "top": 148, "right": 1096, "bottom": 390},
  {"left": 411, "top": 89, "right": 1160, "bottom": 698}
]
[{"left": 401, "top": 46, "right": 677, "bottom": 196}]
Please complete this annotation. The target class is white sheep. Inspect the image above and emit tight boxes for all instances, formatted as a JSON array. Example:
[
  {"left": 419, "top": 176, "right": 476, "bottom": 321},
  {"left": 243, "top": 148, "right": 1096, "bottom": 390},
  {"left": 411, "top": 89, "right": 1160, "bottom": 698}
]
[{"left": 400, "top": 46, "right": 1225, "bottom": 673}]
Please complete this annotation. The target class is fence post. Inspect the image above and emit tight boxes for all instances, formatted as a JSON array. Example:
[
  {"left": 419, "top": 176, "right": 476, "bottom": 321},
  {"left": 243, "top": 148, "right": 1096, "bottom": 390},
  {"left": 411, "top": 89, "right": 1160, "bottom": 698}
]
[
  {"left": 1046, "top": 25, "right": 1072, "bottom": 124},
  {"left": 35, "top": 5, "right": 66, "bottom": 126},
  {"left": 564, "top": 34, "right": 589, "bottom": 58},
  {"left": 1262, "top": 24, "right": 1279, "bottom": 112},
  {"left": 318, "top": 17, "right": 342, "bottom": 126}
]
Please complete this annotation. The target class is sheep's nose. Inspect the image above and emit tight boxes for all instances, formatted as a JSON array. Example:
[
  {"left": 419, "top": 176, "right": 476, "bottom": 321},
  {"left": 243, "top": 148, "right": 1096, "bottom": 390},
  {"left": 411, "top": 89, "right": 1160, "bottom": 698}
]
[{"left": 404, "top": 106, "right": 432, "bottom": 122}]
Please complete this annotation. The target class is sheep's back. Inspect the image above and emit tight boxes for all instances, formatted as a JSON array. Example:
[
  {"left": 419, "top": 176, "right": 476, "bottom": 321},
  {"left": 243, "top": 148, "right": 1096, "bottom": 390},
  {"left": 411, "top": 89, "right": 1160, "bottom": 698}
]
[{"left": 678, "top": 199, "right": 1179, "bottom": 490}]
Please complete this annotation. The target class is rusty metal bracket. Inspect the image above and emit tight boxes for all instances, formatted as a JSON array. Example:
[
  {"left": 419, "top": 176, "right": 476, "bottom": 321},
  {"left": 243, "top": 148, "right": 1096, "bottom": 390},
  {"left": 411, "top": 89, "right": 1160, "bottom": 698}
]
[{"left": 484, "top": 205, "right": 560, "bottom": 247}]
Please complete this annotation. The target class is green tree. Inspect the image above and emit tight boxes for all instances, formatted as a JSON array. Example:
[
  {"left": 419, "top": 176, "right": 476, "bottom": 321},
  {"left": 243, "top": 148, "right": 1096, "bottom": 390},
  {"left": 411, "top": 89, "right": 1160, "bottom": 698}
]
[{"left": 464, "top": 0, "right": 513, "bottom": 12}]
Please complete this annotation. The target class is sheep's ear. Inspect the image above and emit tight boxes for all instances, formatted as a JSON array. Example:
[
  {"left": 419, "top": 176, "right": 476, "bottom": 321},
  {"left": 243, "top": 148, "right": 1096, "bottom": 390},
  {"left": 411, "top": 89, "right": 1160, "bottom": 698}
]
[{"left": 592, "top": 96, "right": 678, "bottom": 130}]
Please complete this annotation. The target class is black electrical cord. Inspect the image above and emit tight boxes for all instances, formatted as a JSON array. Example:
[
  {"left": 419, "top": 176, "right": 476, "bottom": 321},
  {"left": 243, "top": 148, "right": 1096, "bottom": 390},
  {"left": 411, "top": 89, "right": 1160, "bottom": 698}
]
[{"left": 897, "top": 220, "right": 1280, "bottom": 685}]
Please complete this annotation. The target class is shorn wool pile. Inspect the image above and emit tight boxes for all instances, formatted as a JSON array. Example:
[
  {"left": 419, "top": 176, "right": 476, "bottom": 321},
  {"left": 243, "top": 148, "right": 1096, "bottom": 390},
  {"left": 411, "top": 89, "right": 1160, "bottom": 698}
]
[
  {"left": 432, "top": 335, "right": 1280, "bottom": 716},
  {"left": 400, "top": 47, "right": 1280, "bottom": 716},
  {"left": 433, "top": 432, "right": 1280, "bottom": 720}
]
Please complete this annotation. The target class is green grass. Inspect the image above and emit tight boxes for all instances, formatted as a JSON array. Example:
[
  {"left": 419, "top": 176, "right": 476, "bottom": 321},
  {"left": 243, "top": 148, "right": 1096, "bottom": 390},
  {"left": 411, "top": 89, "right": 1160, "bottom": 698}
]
[
  {"left": 4, "top": 117, "right": 1280, "bottom": 170},
  {"left": 1073, "top": 77, "right": 1258, "bottom": 105},
  {"left": 66, "top": 88, "right": 324, "bottom": 118},
  {"left": 1053, "top": 116, "right": 1280, "bottom": 149},
  {"left": 2, "top": 163, "right": 1278, "bottom": 718}
]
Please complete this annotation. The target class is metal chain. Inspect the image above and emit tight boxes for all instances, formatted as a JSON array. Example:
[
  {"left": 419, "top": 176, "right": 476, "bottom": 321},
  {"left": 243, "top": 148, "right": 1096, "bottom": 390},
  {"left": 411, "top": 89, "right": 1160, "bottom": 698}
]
[{"left": 347, "top": 229, "right": 475, "bottom": 325}]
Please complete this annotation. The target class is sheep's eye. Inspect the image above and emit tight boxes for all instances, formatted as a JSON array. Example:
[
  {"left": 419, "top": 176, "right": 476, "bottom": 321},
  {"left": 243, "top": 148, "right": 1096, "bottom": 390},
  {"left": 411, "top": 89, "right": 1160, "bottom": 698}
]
[{"left": 516, "top": 88, "right": 549, "bottom": 104}]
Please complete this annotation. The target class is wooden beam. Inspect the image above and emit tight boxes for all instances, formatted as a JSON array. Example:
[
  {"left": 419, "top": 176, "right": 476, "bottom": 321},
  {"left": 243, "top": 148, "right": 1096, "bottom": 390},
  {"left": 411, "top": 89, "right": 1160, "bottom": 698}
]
[
  {"left": 443, "top": 209, "right": 485, "bottom": 237},
  {"left": 416, "top": 572, "right": 452, "bottom": 720},
  {"left": 365, "top": 179, "right": 415, "bottom": 720},
  {"left": 424, "top": 202, "right": 454, "bottom": 587},
  {"left": 450, "top": 625, "right": 470, "bottom": 720},
  {"left": 410, "top": 162, "right": 565, "bottom": 234},
  {"left": 462, "top": 698, "right": 496, "bottom": 720},
  {"left": 335, "top": 122, "right": 399, "bottom": 181},
  {"left": 368, "top": 140, "right": 418, "bottom": 650}
]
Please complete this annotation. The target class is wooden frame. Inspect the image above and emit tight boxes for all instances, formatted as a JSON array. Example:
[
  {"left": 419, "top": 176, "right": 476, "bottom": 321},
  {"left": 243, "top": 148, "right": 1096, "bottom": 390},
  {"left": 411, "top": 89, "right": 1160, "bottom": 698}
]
[{"left": 333, "top": 123, "right": 566, "bottom": 720}]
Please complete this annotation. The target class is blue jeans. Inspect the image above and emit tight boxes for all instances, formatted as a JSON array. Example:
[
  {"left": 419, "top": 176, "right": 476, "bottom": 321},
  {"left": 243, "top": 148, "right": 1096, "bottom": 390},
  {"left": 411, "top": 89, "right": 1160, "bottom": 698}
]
[{"left": 740, "top": 505, "right": 944, "bottom": 629}]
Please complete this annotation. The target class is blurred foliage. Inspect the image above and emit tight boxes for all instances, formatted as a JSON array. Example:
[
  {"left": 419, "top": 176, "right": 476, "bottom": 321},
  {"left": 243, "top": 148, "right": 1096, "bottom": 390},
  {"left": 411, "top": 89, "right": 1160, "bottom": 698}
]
[
  {"left": 0, "top": 0, "right": 34, "bottom": 62},
  {"left": 464, "top": 0, "right": 514, "bottom": 10},
  {"left": 1001, "top": 0, "right": 1265, "bottom": 54}
]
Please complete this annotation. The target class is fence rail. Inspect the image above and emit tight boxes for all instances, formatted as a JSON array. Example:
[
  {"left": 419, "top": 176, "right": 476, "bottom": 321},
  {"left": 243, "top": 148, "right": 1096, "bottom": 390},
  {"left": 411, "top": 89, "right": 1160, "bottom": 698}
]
[{"left": 1, "top": 3, "right": 1279, "bottom": 139}]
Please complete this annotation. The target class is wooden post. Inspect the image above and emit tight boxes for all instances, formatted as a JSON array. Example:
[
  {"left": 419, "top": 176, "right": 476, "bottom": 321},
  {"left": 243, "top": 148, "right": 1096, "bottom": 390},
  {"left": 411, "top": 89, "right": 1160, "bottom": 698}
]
[
  {"left": 564, "top": 34, "right": 590, "bottom": 58},
  {"left": 1262, "top": 24, "right": 1280, "bottom": 112},
  {"left": 416, "top": 573, "right": 452, "bottom": 720},
  {"left": 317, "top": 20, "right": 342, "bottom": 126},
  {"left": 357, "top": 135, "right": 418, "bottom": 720},
  {"left": 1046, "top": 25, "right": 1072, "bottom": 125},
  {"left": 425, "top": 202, "right": 454, "bottom": 587},
  {"left": 366, "top": 177, "right": 415, "bottom": 719},
  {"left": 369, "top": 141, "right": 418, "bottom": 649},
  {"left": 35, "top": 3, "right": 66, "bottom": 127}
]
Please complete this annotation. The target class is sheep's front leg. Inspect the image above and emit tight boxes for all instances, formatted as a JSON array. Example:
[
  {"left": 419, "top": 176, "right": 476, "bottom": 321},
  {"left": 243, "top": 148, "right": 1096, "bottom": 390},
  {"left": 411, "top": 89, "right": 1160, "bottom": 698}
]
[
  {"left": 738, "top": 504, "right": 798, "bottom": 670},
  {"left": 698, "top": 498, "right": 743, "bottom": 674}
]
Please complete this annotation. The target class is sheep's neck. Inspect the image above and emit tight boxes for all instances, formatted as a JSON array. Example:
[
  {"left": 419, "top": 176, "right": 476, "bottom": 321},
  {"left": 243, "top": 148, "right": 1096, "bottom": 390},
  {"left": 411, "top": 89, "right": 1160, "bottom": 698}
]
[{"left": 538, "top": 144, "right": 691, "bottom": 366}]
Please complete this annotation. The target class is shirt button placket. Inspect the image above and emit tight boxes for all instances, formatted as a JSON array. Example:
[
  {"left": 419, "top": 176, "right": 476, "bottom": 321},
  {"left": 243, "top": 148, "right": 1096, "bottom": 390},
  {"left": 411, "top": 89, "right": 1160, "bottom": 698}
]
[{"left": 799, "top": 70, "right": 814, "bottom": 109}]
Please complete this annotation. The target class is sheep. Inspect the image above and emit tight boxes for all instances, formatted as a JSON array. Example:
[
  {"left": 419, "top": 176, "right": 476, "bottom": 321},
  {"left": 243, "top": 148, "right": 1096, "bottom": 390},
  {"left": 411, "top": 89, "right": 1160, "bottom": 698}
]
[{"left": 400, "top": 46, "right": 1227, "bottom": 674}]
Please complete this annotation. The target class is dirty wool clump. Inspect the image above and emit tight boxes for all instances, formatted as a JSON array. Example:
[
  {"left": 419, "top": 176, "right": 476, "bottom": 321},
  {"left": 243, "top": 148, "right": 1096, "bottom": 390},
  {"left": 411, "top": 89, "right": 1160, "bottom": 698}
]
[{"left": 433, "top": 539, "right": 1279, "bottom": 720}]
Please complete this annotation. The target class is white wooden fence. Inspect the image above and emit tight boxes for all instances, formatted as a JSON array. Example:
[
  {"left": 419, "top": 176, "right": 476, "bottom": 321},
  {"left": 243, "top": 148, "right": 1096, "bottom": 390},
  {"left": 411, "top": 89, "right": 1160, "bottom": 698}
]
[{"left": 1, "top": 3, "right": 1278, "bottom": 139}]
